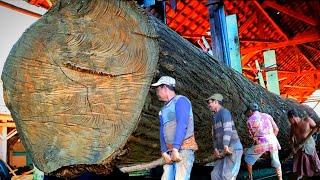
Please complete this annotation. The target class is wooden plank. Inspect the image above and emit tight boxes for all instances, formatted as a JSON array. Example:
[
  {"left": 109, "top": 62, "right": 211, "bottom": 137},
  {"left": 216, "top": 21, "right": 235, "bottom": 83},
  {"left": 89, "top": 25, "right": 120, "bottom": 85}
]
[
  {"left": 264, "top": 50, "right": 280, "bottom": 95},
  {"left": 0, "top": 122, "right": 16, "bottom": 127},
  {"left": 226, "top": 14, "right": 242, "bottom": 73},
  {"left": 208, "top": 0, "right": 225, "bottom": 62},
  {"left": 0, "top": 114, "right": 13, "bottom": 121},
  {"left": 255, "top": 60, "right": 266, "bottom": 88}
]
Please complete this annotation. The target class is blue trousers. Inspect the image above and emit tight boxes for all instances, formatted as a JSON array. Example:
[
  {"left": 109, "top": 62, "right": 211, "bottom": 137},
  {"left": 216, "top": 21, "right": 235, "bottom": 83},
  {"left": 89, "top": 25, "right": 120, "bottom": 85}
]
[{"left": 161, "top": 149, "right": 194, "bottom": 180}]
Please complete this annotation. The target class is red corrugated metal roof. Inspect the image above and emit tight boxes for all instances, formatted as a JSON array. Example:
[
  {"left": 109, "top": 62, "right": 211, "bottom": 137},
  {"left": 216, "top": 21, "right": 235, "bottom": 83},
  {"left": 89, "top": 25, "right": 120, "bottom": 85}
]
[{"left": 165, "top": 0, "right": 320, "bottom": 102}]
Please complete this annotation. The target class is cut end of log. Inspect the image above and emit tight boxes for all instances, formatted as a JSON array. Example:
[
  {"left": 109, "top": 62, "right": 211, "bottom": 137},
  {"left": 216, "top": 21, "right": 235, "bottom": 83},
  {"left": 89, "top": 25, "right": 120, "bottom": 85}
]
[{"left": 1, "top": 0, "right": 158, "bottom": 175}]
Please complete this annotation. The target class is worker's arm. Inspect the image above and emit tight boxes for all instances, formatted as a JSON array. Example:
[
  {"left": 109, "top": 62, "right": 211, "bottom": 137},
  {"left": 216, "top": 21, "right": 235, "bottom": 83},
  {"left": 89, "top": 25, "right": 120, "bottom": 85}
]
[
  {"left": 159, "top": 114, "right": 168, "bottom": 153},
  {"left": 211, "top": 123, "right": 220, "bottom": 157},
  {"left": 171, "top": 97, "right": 191, "bottom": 162},
  {"left": 159, "top": 114, "right": 172, "bottom": 164},
  {"left": 306, "top": 117, "right": 320, "bottom": 132},
  {"left": 269, "top": 116, "right": 279, "bottom": 136},
  {"left": 173, "top": 97, "right": 190, "bottom": 150},
  {"left": 212, "top": 124, "right": 217, "bottom": 150},
  {"left": 246, "top": 120, "right": 254, "bottom": 139},
  {"left": 221, "top": 109, "right": 233, "bottom": 154},
  {"left": 290, "top": 128, "right": 297, "bottom": 151}
]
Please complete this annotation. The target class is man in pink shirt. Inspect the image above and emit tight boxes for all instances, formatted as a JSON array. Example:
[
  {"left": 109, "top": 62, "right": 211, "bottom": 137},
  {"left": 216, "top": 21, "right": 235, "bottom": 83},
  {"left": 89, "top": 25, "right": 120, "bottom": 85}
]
[{"left": 244, "top": 103, "right": 282, "bottom": 180}]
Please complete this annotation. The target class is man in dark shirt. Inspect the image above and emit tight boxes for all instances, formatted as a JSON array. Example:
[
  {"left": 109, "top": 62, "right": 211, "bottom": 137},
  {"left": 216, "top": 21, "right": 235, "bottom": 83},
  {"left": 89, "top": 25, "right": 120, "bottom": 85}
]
[{"left": 206, "top": 93, "right": 243, "bottom": 180}]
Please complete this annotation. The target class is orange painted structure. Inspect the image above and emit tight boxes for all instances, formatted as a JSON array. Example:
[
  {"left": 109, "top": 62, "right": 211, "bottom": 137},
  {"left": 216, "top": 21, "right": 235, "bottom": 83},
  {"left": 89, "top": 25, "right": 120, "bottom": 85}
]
[{"left": 165, "top": 0, "right": 320, "bottom": 102}]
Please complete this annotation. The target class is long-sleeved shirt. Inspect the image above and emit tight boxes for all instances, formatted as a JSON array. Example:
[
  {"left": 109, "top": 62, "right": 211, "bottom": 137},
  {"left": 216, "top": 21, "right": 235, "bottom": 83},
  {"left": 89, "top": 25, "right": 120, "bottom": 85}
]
[
  {"left": 247, "top": 111, "right": 281, "bottom": 153},
  {"left": 159, "top": 95, "right": 194, "bottom": 153},
  {"left": 212, "top": 108, "right": 243, "bottom": 151}
]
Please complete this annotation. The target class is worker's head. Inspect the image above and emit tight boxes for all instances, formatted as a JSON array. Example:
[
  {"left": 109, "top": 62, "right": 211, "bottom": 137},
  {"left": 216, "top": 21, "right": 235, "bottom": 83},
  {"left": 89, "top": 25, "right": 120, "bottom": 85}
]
[
  {"left": 206, "top": 93, "right": 223, "bottom": 112},
  {"left": 151, "top": 76, "right": 176, "bottom": 102},
  {"left": 287, "top": 109, "right": 300, "bottom": 124},
  {"left": 244, "top": 103, "right": 259, "bottom": 118}
]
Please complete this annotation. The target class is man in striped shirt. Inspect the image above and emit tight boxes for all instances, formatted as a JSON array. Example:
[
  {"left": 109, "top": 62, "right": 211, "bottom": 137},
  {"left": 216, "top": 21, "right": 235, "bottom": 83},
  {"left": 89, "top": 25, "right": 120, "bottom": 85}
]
[{"left": 207, "top": 93, "right": 243, "bottom": 180}]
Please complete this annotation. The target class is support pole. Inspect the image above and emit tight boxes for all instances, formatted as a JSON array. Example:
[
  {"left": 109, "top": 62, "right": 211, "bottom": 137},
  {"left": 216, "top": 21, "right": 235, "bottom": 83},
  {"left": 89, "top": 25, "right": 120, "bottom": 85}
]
[
  {"left": 264, "top": 50, "right": 280, "bottom": 95},
  {"left": 226, "top": 14, "right": 242, "bottom": 73},
  {"left": 0, "top": 120, "right": 7, "bottom": 162},
  {"left": 207, "top": 0, "right": 230, "bottom": 64},
  {"left": 255, "top": 60, "right": 266, "bottom": 88}
]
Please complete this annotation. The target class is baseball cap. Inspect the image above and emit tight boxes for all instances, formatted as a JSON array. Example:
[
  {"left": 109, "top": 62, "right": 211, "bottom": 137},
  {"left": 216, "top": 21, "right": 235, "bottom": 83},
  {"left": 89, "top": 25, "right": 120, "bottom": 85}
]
[
  {"left": 151, "top": 76, "right": 176, "bottom": 87},
  {"left": 206, "top": 93, "right": 223, "bottom": 102},
  {"left": 246, "top": 102, "right": 259, "bottom": 112}
]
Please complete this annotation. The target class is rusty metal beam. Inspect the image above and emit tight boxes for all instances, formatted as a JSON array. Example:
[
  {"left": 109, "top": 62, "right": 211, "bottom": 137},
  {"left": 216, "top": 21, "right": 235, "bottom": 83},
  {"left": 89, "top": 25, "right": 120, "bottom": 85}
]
[
  {"left": 244, "top": 68, "right": 320, "bottom": 76},
  {"left": 181, "top": 34, "right": 210, "bottom": 39},
  {"left": 292, "top": 44, "right": 318, "bottom": 70},
  {"left": 262, "top": 1, "right": 318, "bottom": 26},
  {"left": 241, "top": 51, "right": 259, "bottom": 66},
  {"left": 302, "top": 44, "right": 320, "bottom": 54},
  {"left": 240, "top": 38, "right": 279, "bottom": 43},
  {"left": 253, "top": 0, "right": 288, "bottom": 40},
  {"left": 299, "top": 92, "right": 308, "bottom": 102},
  {"left": 249, "top": 1, "right": 317, "bottom": 71},
  {"left": 278, "top": 70, "right": 320, "bottom": 76},
  {"left": 240, "top": 33, "right": 320, "bottom": 55},
  {"left": 281, "top": 94, "right": 309, "bottom": 100},
  {"left": 239, "top": 13, "right": 256, "bottom": 34},
  {"left": 26, "top": 0, "right": 52, "bottom": 9},
  {"left": 283, "top": 85, "right": 314, "bottom": 90},
  {"left": 0, "top": 0, "right": 42, "bottom": 18}
]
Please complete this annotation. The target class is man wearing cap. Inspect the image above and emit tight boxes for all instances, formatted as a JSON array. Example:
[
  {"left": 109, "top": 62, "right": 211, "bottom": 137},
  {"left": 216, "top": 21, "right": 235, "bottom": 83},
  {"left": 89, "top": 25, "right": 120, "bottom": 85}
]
[
  {"left": 244, "top": 103, "right": 282, "bottom": 180},
  {"left": 206, "top": 93, "right": 243, "bottom": 180},
  {"left": 151, "top": 76, "right": 198, "bottom": 180}
]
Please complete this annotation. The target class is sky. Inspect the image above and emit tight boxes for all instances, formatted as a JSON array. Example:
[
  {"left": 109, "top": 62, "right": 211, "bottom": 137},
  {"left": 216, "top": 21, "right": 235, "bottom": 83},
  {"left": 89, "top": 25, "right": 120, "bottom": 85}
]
[
  {"left": 0, "top": 0, "right": 319, "bottom": 116},
  {"left": 303, "top": 90, "right": 320, "bottom": 116},
  {"left": 0, "top": 0, "right": 46, "bottom": 113}
]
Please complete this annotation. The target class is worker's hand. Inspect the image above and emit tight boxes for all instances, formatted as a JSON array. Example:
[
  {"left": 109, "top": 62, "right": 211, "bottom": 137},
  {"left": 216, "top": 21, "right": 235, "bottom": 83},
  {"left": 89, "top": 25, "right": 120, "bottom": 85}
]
[
  {"left": 316, "top": 121, "right": 320, "bottom": 127},
  {"left": 224, "top": 145, "right": 233, "bottom": 155},
  {"left": 212, "top": 148, "right": 221, "bottom": 159},
  {"left": 292, "top": 148, "right": 297, "bottom": 154},
  {"left": 171, "top": 148, "right": 182, "bottom": 162},
  {"left": 162, "top": 152, "right": 172, "bottom": 164}
]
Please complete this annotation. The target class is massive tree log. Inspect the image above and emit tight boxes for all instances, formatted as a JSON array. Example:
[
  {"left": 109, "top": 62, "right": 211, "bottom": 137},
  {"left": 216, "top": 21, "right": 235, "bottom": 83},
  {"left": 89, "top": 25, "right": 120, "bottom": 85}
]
[{"left": 1, "top": 0, "right": 318, "bottom": 177}]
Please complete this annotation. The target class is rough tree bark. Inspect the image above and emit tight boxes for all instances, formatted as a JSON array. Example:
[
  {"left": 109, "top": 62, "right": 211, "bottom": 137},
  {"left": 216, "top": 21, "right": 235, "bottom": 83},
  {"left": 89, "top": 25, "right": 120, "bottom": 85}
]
[{"left": 1, "top": 0, "right": 318, "bottom": 177}]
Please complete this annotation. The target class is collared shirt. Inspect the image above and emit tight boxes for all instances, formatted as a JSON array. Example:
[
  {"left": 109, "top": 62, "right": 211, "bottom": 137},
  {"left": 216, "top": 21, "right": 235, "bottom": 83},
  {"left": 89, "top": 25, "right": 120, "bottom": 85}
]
[
  {"left": 212, "top": 108, "right": 243, "bottom": 151},
  {"left": 247, "top": 111, "right": 281, "bottom": 153}
]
